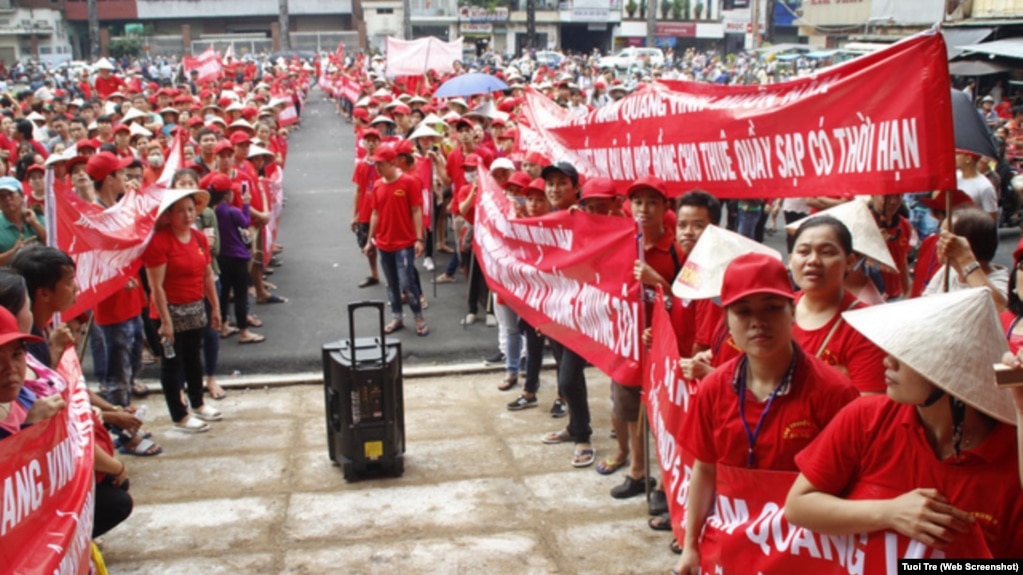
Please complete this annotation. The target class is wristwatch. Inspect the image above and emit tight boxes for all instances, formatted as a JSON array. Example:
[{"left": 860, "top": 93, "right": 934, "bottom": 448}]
[{"left": 962, "top": 261, "right": 981, "bottom": 277}]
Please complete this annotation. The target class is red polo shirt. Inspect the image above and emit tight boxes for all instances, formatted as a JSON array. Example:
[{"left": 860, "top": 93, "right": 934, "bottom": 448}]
[
  {"left": 142, "top": 228, "right": 211, "bottom": 304},
  {"left": 352, "top": 161, "right": 377, "bottom": 224},
  {"left": 683, "top": 349, "right": 858, "bottom": 471},
  {"left": 879, "top": 215, "right": 912, "bottom": 299},
  {"left": 796, "top": 395, "right": 1023, "bottom": 558}
]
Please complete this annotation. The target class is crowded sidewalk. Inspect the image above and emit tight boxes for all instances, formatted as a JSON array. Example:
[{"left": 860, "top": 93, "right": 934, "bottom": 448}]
[{"left": 100, "top": 368, "right": 670, "bottom": 575}]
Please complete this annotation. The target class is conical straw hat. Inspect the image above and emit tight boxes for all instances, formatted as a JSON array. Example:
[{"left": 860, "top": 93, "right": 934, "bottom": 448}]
[
  {"left": 672, "top": 225, "right": 783, "bottom": 301},
  {"left": 157, "top": 188, "right": 210, "bottom": 221},
  {"left": 785, "top": 198, "right": 897, "bottom": 272},
  {"left": 842, "top": 288, "right": 1016, "bottom": 424},
  {"left": 409, "top": 124, "right": 441, "bottom": 141}
]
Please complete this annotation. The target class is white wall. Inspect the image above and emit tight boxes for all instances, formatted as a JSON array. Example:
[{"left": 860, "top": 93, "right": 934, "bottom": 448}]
[{"left": 137, "top": 0, "right": 352, "bottom": 20}]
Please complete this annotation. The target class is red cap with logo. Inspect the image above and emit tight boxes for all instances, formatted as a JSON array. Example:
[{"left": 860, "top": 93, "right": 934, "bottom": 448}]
[
  {"left": 580, "top": 176, "right": 618, "bottom": 200},
  {"left": 720, "top": 253, "right": 794, "bottom": 307},
  {"left": 370, "top": 145, "right": 397, "bottom": 163},
  {"left": 86, "top": 152, "right": 133, "bottom": 182}
]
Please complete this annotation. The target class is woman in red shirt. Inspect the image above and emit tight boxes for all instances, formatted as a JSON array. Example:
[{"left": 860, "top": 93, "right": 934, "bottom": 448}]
[
  {"left": 789, "top": 216, "right": 887, "bottom": 394},
  {"left": 675, "top": 253, "right": 859, "bottom": 574},
  {"left": 143, "top": 188, "right": 222, "bottom": 433},
  {"left": 787, "top": 288, "right": 1023, "bottom": 560}
]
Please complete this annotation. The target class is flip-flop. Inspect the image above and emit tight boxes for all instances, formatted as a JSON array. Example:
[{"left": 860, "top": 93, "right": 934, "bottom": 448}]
[
  {"left": 542, "top": 429, "right": 572, "bottom": 444},
  {"left": 208, "top": 387, "right": 227, "bottom": 400},
  {"left": 220, "top": 326, "right": 239, "bottom": 339},
  {"left": 415, "top": 321, "right": 430, "bottom": 336},
  {"left": 239, "top": 334, "right": 266, "bottom": 344},
  {"left": 118, "top": 437, "right": 163, "bottom": 457},
  {"left": 247, "top": 315, "right": 263, "bottom": 327},
  {"left": 595, "top": 456, "right": 628, "bottom": 475},
  {"left": 648, "top": 512, "right": 673, "bottom": 531},
  {"left": 572, "top": 447, "right": 596, "bottom": 468},
  {"left": 131, "top": 382, "right": 151, "bottom": 397},
  {"left": 384, "top": 320, "right": 404, "bottom": 334}
]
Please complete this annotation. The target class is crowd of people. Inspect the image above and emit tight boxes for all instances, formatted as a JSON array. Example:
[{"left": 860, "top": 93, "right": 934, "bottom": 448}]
[
  {"left": 0, "top": 52, "right": 307, "bottom": 559},
  {"left": 323, "top": 44, "right": 1023, "bottom": 568}
]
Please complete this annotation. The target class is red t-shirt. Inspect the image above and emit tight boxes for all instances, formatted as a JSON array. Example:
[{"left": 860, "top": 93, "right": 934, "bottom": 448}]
[
  {"left": 705, "top": 312, "right": 742, "bottom": 368},
  {"left": 879, "top": 216, "right": 912, "bottom": 299},
  {"left": 683, "top": 350, "right": 859, "bottom": 471},
  {"left": 795, "top": 396, "right": 1023, "bottom": 558},
  {"left": 694, "top": 299, "right": 723, "bottom": 350},
  {"left": 94, "top": 275, "right": 146, "bottom": 326},
  {"left": 454, "top": 183, "right": 476, "bottom": 225},
  {"left": 911, "top": 233, "right": 940, "bottom": 298},
  {"left": 792, "top": 290, "right": 886, "bottom": 394},
  {"left": 94, "top": 74, "right": 127, "bottom": 99},
  {"left": 142, "top": 228, "right": 211, "bottom": 304},
  {"left": 352, "top": 161, "right": 377, "bottom": 223},
  {"left": 369, "top": 173, "right": 422, "bottom": 251}
]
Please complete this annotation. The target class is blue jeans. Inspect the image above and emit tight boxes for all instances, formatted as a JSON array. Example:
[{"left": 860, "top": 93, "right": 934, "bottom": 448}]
[
  {"left": 736, "top": 208, "right": 762, "bottom": 240},
  {"left": 90, "top": 320, "right": 108, "bottom": 384},
  {"left": 379, "top": 246, "right": 423, "bottom": 319},
  {"left": 494, "top": 301, "right": 522, "bottom": 377},
  {"left": 99, "top": 315, "right": 144, "bottom": 407}
]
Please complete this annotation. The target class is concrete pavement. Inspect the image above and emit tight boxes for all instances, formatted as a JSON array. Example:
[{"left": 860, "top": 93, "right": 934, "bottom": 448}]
[{"left": 100, "top": 368, "right": 674, "bottom": 575}]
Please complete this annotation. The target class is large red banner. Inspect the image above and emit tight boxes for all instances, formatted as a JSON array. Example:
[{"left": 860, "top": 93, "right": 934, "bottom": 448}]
[
  {"left": 183, "top": 47, "right": 223, "bottom": 84},
  {"left": 0, "top": 349, "right": 95, "bottom": 575},
  {"left": 690, "top": 465, "right": 989, "bottom": 574},
  {"left": 54, "top": 134, "right": 183, "bottom": 319},
  {"left": 518, "top": 30, "right": 955, "bottom": 199},
  {"left": 473, "top": 171, "right": 644, "bottom": 386},
  {"left": 643, "top": 290, "right": 697, "bottom": 546}
]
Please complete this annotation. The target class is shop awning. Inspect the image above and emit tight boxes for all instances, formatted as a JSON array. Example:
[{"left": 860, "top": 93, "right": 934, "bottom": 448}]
[
  {"left": 948, "top": 59, "right": 1011, "bottom": 76},
  {"left": 957, "top": 37, "right": 1023, "bottom": 61},
  {"left": 943, "top": 27, "right": 992, "bottom": 59}
]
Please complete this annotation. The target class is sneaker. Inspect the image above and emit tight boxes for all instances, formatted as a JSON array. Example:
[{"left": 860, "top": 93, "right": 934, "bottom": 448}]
[
  {"left": 191, "top": 404, "right": 222, "bottom": 422},
  {"left": 484, "top": 351, "right": 506, "bottom": 365},
  {"left": 550, "top": 399, "right": 567, "bottom": 418},
  {"left": 424, "top": 257, "right": 435, "bottom": 271},
  {"left": 463, "top": 313, "right": 477, "bottom": 325},
  {"left": 507, "top": 395, "right": 538, "bottom": 411},
  {"left": 485, "top": 314, "right": 498, "bottom": 327}
]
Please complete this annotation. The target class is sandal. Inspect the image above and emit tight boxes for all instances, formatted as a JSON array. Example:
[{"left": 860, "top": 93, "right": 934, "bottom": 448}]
[
  {"left": 542, "top": 429, "right": 572, "bottom": 444},
  {"left": 669, "top": 538, "right": 683, "bottom": 555},
  {"left": 649, "top": 512, "right": 673, "bottom": 532},
  {"left": 118, "top": 437, "right": 163, "bottom": 456},
  {"left": 595, "top": 456, "right": 628, "bottom": 475},
  {"left": 220, "top": 325, "right": 239, "bottom": 339},
  {"left": 572, "top": 447, "right": 596, "bottom": 468},
  {"left": 415, "top": 318, "right": 430, "bottom": 337},
  {"left": 207, "top": 385, "right": 227, "bottom": 400},
  {"left": 247, "top": 315, "right": 263, "bottom": 328},
  {"left": 131, "top": 382, "right": 151, "bottom": 398},
  {"left": 239, "top": 333, "right": 266, "bottom": 344},
  {"left": 497, "top": 374, "right": 518, "bottom": 391},
  {"left": 384, "top": 320, "right": 404, "bottom": 334},
  {"left": 432, "top": 274, "right": 455, "bottom": 284}
]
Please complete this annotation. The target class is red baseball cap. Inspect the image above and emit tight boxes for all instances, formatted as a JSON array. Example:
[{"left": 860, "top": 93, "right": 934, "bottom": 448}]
[
  {"left": 497, "top": 128, "right": 517, "bottom": 141},
  {"left": 229, "top": 131, "right": 251, "bottom": 146},
  {"left": 187, "top": 116, "right": 204, "bottom": 127},
  {"left": 507, "top": 171, "right": 532, "bottom": 191},
  {"left": 462, "top": 154, "right": 481, "bottom": 168},
  {"left": 526, "top": 177, "right": 547, "bottom": 195},
  {"left": 214, "top": 140, "right": 234, "bottom": 155},
  {"left": 580, "top": 176, "right": 618, "bottom": 201},
  {"left": 394, "top": 139, "right": 415, "bottom": 155},
  {"left": 626, "top": 175, "right": 671, "bottom": 199},
  {"left": 523, "top": 150, "right": 550, "bottom": 167},
  {"left": 66, "top": 155, "right": 89, "bottom": 172},
  {"left": 370, "top": 145, "right": 397, "bottom": 163},
  {"left": 76, "top": 138, "right": 98, "bottom": 151},
  {"left": 391, "top": 104, "right": 411, "bottom": 115},
  {"left": 113, "top": 123, "right": 130, "bottom": 134},
  {"left": 720, "top": 253, "right": 794, "bottom": 307},
  {"left": 361, "top": 128, "right": 381, "bottom": 141},
  {"left": 352, "top": 108, "right": 369, "bottom": 120},
  {"left": 200, "top": 172, "right": 233, "bottom": 194},
  {"left": 0, "top": 306, "right": 42, "bottom": 347},
  {"left": 86, "top": 152, "right": 133, "bottom": 182}
]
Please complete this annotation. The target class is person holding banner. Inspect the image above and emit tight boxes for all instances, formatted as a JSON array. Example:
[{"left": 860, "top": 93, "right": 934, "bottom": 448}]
[
  {"left": 0, "top": 175, "right": 46, "bottom": 265},
  {"left": 675, "top": 253, "right": 858, "bottom": 575},
  {"left": 786, "top": 288, "right": 1023, "bottom": 559},
  {"left": 0, "top": 305, "right": 65, "bottom": 439}
]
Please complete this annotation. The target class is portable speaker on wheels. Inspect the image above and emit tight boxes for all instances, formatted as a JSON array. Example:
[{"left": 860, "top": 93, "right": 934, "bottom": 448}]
[{"left": 322, "top": 301, "right": 404, "bottom": 481}]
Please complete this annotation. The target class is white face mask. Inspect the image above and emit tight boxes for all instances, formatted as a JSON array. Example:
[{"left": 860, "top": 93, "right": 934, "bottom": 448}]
[
  {"left": 148, "top": 154, "right": 164, "bottom": 167},
  {"left": 465, "top": 171, "right": 477, "bottom": 183}
]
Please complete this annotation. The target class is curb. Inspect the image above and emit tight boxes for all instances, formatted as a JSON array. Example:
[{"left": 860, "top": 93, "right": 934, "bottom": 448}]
[{"left": 138, "top": 358, "right": 557, "bottom": 392}]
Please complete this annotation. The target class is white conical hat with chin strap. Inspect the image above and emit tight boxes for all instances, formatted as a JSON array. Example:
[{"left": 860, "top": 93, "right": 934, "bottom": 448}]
[
  {"left": 843, "top": 287, "right": 1016, "bottom": 425},
  {"left": 157, "top": 188, "right": 210, "bottom": 221},
  {"left": 785, "top": 197, "right": 897, "bottom": 272},
  {"left": 672, "top": 224, "right": 783, "bottom": 301}
]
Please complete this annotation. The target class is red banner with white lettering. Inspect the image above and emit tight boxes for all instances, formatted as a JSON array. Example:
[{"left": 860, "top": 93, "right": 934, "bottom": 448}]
[
  {"left": 183, "top": 47, "right": 223, "bottom": 84},
  {"left": 693, "top": 465, "right": 990, "bottom": 575},
  {"left": 54, "top": 134, "right": 183, "bottom": 319},
  {"left": 517, "top": 30, "right": 955, "bottom": 199},
  {"left": 332, "top": 75, "right": 360, "bottom": 104},
  {"left": 643, "top": 289, "right": 697, "bottom": 546},
  {"left": 473, "top": 171, "right": 644, "bottom": 386},
  {"left": 278, "top": 103, "right": 298, "bottom": 127},
  {"left": 0, "top": 349, "right": 95, "bottom": 575}
]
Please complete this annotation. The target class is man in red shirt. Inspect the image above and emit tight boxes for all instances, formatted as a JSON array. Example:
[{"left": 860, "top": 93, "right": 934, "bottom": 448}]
[
  {"left": 352, "top": 128, "right": 382, "bottom": 288},
  {"left": 363, "top": 144, "right": 428, "bottom": 336},
  {"left": 93, "top": 60, "right": 127, "bottom": 100}
]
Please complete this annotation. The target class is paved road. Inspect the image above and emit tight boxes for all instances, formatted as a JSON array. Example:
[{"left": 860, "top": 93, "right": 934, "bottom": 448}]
[
  {"left": 216, "top": 89, "right": 504, "bottom": 376},
  {"left": 217, "top": 88, "right": 1022, "bottom": 376}
]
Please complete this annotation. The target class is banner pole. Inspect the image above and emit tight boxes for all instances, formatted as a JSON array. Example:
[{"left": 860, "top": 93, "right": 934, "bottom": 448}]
[{"left": 942, "top": 192, "right": 952, "bottom": 293}]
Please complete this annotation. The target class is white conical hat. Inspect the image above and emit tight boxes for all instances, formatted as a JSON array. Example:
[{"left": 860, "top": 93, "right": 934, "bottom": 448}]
[
  {"left": 93, "top": 57, "right": 116, "bottom": 71},
  {"left": 672, "top": 225, "right": 783, "bottom": 300},
  {"left": 409, "top": 124, "right": 441, "bottom": 141},
  {"left": 785, "top": 198, "right": 897, "bottom": 272},
  {"left": 843, "top": 288, "right": 1015, "bottom": 424},
  {"left": 129, "top": 123, "right": 152, "bottom": 137},
  {"left": 420, "top": 113, "right": 444, "bottom": 126},
  {"left": 157, "top": 188, "right": 210, "bottom": 221},
  {"left": 248, "top": 145, "right": 274, "bottom": 158},
  {"left": 121, "top": 107, "right": 147, "bottom": 123}
]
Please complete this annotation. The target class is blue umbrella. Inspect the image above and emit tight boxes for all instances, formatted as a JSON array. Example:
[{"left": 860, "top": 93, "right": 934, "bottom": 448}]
[{"left": 433, "top": 73, "right": 509, "bottom": 98}]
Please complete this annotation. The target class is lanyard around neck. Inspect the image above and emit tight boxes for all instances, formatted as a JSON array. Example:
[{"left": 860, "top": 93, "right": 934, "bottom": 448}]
[{"left": 735, "top": 351, "right": 797, "bottom": 469}]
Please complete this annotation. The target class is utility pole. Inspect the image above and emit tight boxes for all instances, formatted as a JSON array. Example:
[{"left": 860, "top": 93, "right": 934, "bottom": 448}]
[
  {"left": 646, "top": 0, "right": 655, "bottom": 47},
  {"left": 749, "top": 0, "right": 759, "bottom": 50},
  {"left": 87, "top": 0, "right": 99, "bottom": 60},
  {"left": 403, "top": 0, "right": 413, "bottom": 39},
  {"left": 765, "top": 0, "right": 776, "bottom": 44},
  {"left": 279, "top": 0, "right": 291, "bottom": 50},
  {"left": 526, "top": 0, "right": 536, "bottom": 54}
]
